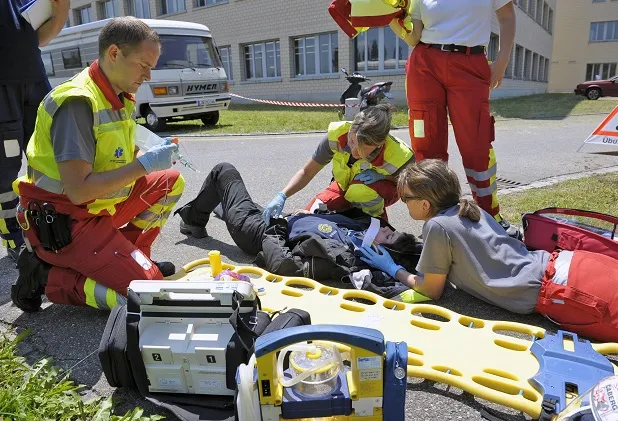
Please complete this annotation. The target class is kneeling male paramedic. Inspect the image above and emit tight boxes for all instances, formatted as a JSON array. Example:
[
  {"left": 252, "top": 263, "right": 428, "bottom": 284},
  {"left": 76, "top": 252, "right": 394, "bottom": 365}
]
[{"left": 11, "top": 17, "right": 185, "bottom": 313}]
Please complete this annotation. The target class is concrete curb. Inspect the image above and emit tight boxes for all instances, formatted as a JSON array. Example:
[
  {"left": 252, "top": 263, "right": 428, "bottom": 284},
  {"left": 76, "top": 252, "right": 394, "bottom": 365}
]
[{"left": 473, "top": 165, "right": 618, "bottom": 198}]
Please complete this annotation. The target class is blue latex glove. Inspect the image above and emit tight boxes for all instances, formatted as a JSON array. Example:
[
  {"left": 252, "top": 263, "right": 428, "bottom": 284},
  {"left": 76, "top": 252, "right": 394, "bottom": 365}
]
[
  {"left": 354, "top": 169, "right": 386, "bottom": 185},
  {"left": 137, "top": 140, "right": 179, "bottom": 174},
  {"left": 263, "top": 192, "right": 287, "bottom": 223},
  {"left": 358, "top": 245, "right": 405, "bottom": 278}
]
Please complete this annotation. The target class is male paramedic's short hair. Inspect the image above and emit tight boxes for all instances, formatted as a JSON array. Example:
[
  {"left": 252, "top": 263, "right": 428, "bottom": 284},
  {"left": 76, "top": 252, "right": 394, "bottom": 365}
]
[{"left": 99, "top": 17, "right": 160, "bottom": 58}]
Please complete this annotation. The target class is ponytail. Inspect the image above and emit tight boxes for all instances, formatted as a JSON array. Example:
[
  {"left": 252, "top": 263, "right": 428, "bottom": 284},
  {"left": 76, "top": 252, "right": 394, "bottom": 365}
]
[{"left": 458, "top": 199, "right": 481, "bottom": 222}]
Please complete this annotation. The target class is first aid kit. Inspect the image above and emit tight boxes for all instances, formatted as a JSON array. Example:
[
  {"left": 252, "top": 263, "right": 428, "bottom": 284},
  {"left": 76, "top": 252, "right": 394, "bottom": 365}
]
[{"left": 522, "top": 208, "right": 618, "bottom": 260}]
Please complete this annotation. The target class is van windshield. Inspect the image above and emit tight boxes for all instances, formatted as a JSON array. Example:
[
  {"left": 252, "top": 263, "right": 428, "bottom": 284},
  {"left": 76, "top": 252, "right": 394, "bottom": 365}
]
[{"left": 155, "top": 35, "right": 222, "bottom": 70}]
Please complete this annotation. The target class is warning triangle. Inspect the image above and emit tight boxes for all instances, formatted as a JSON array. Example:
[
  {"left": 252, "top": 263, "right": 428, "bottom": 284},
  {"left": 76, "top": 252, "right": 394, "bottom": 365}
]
[{"left": 584, "top": 105, "right": 618, "bottom": 146}]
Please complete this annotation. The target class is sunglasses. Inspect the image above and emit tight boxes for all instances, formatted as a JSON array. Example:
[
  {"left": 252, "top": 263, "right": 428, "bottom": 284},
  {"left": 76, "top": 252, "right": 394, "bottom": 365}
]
[{"left": 401, "top": 195, "right": 423, "bottom": 203}]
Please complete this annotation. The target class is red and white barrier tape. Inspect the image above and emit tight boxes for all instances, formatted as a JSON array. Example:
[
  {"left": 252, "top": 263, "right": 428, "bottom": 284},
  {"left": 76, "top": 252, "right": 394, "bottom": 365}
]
[{"left": 229, "top": 92, "right": 348, "bottom": 108}]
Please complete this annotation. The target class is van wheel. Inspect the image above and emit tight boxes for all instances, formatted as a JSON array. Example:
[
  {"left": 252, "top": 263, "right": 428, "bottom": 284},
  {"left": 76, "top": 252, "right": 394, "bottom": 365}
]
[
  {"left": 201, "top": 111, "right": 220, "bottom": 126},
  {"left": 586, "top": 88, "right": 601, "bottom": 100},
  {"left": 144, "top": 109, "right": 167, "bottom": 132}
]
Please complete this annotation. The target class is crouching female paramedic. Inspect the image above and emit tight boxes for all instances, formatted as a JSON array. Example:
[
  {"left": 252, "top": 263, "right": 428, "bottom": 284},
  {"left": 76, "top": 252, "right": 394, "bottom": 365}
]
[
  {"left": 262, "top": 103, "right": 414, "bottom": 222},
  {"left": 359, "top": 159, "right": 618, "bottom": 343}
]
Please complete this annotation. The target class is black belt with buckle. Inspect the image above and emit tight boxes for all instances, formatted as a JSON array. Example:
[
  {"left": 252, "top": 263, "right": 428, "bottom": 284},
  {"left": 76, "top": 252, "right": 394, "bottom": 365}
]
[{"left": 420, "top": 42, "right": 486, "bottom": 55}]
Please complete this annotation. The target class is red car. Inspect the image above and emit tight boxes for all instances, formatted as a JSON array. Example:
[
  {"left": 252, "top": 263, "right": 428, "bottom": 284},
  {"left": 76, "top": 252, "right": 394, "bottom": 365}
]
[{"left": 575, "top": 75, "right": 618, "bottom": 100}]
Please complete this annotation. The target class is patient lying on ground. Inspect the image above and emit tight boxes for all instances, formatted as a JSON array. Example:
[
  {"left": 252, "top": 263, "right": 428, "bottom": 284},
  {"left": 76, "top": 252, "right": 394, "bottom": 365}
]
[{"left": 173, "top": 163, "right": 427, "bottom": 303}]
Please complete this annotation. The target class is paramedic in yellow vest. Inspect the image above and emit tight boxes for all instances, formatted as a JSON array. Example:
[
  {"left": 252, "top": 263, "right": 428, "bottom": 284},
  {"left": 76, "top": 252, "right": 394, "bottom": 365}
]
[
  {"left": 10, "top": 17, "right": 185, "bottom": 313},
  {"left": 263, "top": 104, "right": 414, "bottom": 222}
]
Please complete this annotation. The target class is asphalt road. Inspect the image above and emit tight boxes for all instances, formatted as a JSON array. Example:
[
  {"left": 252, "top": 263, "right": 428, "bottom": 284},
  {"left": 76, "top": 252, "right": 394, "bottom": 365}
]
[{"left": 1, "top": 114, "right": 617, "bottom": 420}]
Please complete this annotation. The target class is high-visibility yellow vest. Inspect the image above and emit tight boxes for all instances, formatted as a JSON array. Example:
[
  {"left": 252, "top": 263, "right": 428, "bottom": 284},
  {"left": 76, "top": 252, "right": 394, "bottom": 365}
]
[
  {"left": 327, "top": 121, "right": 413, "bottom": 191},
  {"left": 16, "top": 67, "right": 136, "bottom": 216}
]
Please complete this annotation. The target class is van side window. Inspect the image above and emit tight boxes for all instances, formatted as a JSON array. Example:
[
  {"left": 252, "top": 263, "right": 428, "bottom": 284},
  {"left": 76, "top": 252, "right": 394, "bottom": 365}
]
[
  {"left": 62, "top": 48, "right": 83, "bottom": 69},
  {"left": 42, "top": 53, "right": 54, "bottom": 76}
]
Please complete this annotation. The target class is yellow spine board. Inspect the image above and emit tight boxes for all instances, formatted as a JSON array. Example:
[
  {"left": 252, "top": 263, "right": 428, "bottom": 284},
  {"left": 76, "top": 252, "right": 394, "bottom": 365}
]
[{"left": 168, "top": 258, "right": 618, "bottom": 419}]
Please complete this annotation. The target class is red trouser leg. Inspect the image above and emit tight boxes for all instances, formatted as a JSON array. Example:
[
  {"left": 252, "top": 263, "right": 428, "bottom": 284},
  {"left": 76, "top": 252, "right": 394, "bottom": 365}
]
[
  {"left": 405, "top": 45, "right": 449, "bottom": 162},
  {"left": 305, "top": 181, "right": 351, "bottom": 211},
  {"left": 536, "top": 250, "right": 618, "bottom": 342},
  {"left": 445, "top": 51, "right": 500, "bottom": 218},
  {"left": 304, "top": 180, "right": 398, "bottom": 218},
  {"left": 29, "top": 170, "right": 184, "bottom": 307}
]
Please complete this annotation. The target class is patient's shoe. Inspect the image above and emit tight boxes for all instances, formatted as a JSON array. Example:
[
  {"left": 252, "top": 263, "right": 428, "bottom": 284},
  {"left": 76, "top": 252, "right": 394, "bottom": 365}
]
[
  {"left": 179, "top": 220, "right": 208, "bottom": 239},
  {"left": 11, "top": 247, "right": 50, "bottom": 312},
  {"left": 155, "top": 261, "right": 176, "bottom": 277},
  {"left": 175, "top": 203, "right": 209, "bottom": 239}
]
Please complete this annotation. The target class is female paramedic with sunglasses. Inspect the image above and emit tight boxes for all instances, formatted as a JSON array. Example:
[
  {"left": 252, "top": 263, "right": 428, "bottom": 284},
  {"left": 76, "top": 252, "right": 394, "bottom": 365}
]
[
  {"left": 262, "top": 103, "right": 414, "bottom": 222},
  {"left": 390, "top": 0, "right": 520, "bottom": 239},
  {"left": 359, "top": 159, "right": 618, "bottom": 343}
]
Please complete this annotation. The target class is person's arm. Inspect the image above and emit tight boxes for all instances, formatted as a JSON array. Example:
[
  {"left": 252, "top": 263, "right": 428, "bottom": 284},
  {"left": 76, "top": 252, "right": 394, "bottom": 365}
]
[
  {"left": 37, "top": 0, "right": 70, "bottom": 47},
  {"left": 394, "top": 270, "right": 447, "bottom": 300},
  {"left": 282, "top": 157, "right": 324, "bottom": 198},
  {"left": 389, "top": 18, "right": 423, "bottom": 46},
  {"left": 491, "top": 1, "right": 516, "bottom": 89}
]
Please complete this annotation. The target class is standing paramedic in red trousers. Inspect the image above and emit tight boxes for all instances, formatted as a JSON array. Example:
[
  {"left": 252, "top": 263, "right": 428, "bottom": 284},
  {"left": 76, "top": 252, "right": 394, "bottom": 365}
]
[
  {"left": 10, "top": 17, "right": 185, "bottom": 313},
  {"left": 391, "top": 0, "right": 520, "bottom": 238}
]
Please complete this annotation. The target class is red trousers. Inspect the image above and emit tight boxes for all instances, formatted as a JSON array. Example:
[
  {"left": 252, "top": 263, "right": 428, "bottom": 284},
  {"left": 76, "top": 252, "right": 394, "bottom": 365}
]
[
  {"left": 536, "top": 250, "right": 618, "bottom": 342},
  {"left": 406, "top": 44, "right": 500, "bottom": 218},
  {"left": 21, "top": 170, "right": 183, "bottom": 307},
  {"left": 304, "top": 180, "right": 399, "bottom": 219}
]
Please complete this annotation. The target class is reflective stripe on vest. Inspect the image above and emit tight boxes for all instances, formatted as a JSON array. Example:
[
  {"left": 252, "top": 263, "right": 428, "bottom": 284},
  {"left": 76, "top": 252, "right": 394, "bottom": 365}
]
[
  {"left": 326, "top": 121, "right": 413, "bottom": 191},
  {"left": 23, "top": 67, "right": 136, "bottom": 216}
]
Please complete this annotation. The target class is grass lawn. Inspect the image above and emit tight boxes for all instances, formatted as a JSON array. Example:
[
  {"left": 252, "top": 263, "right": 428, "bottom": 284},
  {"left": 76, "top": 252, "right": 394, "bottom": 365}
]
[
  {"left": 0, "top": 331, "right": 163, "bottom": 421},
  {"left": 154, "top": 93, "right": 618, "bottom": 136},
  {"left": 499, "top": 172, "right": 618, "bottom": 230}
]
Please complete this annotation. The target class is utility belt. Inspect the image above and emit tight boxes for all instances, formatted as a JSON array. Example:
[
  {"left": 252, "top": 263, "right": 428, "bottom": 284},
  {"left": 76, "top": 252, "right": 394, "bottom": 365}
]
[{"left": 17, "top": 201, "right": 72, "bottom": 252}]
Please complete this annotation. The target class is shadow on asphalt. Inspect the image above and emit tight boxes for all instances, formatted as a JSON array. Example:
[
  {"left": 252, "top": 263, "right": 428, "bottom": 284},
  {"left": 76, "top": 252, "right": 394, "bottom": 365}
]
[{"left": 175, "top": 235, "right": 256, "bottom": 266}]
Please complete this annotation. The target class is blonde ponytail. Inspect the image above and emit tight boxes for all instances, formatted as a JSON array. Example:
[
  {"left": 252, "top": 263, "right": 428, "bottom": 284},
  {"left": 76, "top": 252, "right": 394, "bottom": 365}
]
[{"left": 458, "top": 199, "right": 481, "bottom": 222}]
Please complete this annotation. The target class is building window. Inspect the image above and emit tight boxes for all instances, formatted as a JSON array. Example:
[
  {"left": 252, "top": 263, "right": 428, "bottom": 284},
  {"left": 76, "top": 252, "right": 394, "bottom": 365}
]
[
  {"left": 535, "top": 0, "right": 543, "bottom": 23},
  {"left": 518, "top": 0, "right": 527, "bottom": 13},
  {"left": 514, "top": 44, "right": 524, "bottom": 79},
  {"left": 159, "top": 0, "right": 185, "bottom": 15},
  {"left": 129, "top": 0, "right": 151, "bottom": 17},
  {"left": 528, "top": 0, "right": 536, "bottom": 18},
  {"left": 219, "top": 46, "right": 233, "bottom": 81},
  {"left": 586, "top": 63, "right": 618, "bottom": 81},
  {"left": 354, "top": 26, "right": 408, "bottom": 72},
  {"left": 544, "top": 58, "right": 549, "bottom": 82},
  {"left": 548, "top": 8, "right": 553, "bottom": 33},
  {"left": 63, "top": 18, "right": 70, "bottom": 28},
  {"left": 74, "top": 6, "right": 93, "bottom": 25},
  {"left": 487, "top": 33, "right": 499, "bottom": 62},
  {"left": 590, "top": 21, "right": 618, "bottom": 42},
  {"left": 42, "top": 53, "right": 54, "bottom": 76},
  {"left": 294, "top": 32, "right": 338, "bottom": 77},
  {"left": 99, "top": 0, "right": 120, "bottom": 19},
  {"left": 196, "top": 0, "right": 226, "bottom": 6},
  {"left": 61, "top": 48, "right": 82, "bottom": 69},
  {"left": 244, "top": 41, "right": 281, "bottom": 80},
  {"left": 524, "top": 49, "right": 532, "bottom": 80},
  {"left": 543, "top": 2, "right": 549, "bottom": 29},
  {"left": 539, "top": 55, "right": 545, "bottom": 82},
  {"left": 532, "top": 53, "right": 539, "bottom": 81}
]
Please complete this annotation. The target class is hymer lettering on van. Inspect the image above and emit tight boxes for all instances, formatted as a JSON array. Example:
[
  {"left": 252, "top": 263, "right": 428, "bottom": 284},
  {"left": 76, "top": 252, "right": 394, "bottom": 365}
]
[
  {"left": 602, "top": 137, "right": 618, "bottom": 144},
  {"left": 187, "top": 84, "right": 218, "bottom": 92}
]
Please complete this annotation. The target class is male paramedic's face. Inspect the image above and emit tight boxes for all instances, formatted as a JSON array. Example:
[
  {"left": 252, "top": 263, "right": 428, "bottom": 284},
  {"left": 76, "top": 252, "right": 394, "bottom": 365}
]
[
  {"left": 348, "top": 131, "right": 379, "bottom": 160},
  {"left": 374, "top": 227, "right": 402, "bottom": 245},
  {"left": 110, "top": 40, "right": 160, "bottom": 94}
]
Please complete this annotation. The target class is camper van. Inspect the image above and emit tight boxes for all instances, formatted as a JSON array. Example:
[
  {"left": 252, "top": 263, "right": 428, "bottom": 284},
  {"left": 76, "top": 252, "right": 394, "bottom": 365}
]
[{"left": 40, "top": 18, "right": 231, "bottom": 131}]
